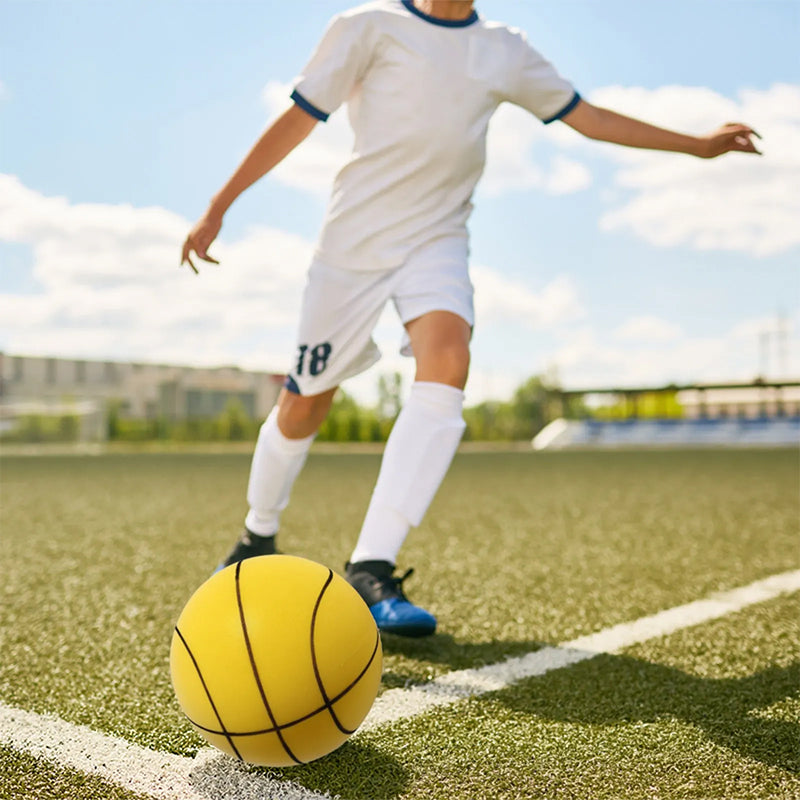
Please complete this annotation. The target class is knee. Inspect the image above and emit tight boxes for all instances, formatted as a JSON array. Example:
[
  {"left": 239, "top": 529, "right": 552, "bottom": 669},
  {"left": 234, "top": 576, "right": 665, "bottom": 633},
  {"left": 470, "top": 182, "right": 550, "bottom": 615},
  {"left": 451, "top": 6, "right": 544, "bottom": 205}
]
[
  {"left": 417, "top": 342, "right": 470, "bottom": 389},
  {"left": 445, "top": 344, "right": 471, "bottom": 388},
  {"left": 276, "top": 388, "right": 336, "bottom": 438}
]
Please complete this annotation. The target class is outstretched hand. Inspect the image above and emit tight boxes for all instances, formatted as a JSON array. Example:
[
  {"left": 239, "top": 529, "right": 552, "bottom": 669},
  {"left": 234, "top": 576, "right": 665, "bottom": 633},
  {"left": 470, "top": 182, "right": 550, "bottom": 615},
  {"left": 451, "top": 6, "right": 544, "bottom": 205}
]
[
  {"left": 181, "top": 212, "right": 222, "bottom": 274},
  {"left": 698, "top": 122, "right": 762, "bottom": 159}
]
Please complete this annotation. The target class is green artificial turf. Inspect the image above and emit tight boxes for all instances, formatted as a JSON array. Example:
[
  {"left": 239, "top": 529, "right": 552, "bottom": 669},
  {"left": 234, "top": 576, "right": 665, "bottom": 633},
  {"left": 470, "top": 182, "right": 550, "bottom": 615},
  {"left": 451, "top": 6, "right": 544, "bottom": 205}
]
[
  {"left": 0, "top": 745, "right": 151, "bottom": 800},
  {"left": 346, "top": 593, "right": 800, "bottom": 800},
  {"left": 1, "top": 448, "right": 798, "bottom": 799}
]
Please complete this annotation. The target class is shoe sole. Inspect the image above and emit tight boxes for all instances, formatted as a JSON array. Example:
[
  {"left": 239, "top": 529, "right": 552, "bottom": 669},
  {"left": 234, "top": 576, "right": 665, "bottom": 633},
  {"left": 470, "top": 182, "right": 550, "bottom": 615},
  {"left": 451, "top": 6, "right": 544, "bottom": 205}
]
[{"left": 375, "top": 622, "right": 436, "bottom": 637}]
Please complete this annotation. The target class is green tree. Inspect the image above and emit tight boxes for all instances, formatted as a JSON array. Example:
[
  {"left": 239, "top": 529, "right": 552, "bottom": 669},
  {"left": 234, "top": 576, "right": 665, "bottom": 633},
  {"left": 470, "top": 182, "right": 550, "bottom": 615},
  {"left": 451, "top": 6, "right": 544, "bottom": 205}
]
[
  {"left": 57, "top": 414, "right": 80, "bottom": 442},
  {"left": 215, "top": 399, "right": 252, "bottom": 441},
  {"left": 462, "top": 374, "right": 570, "bottom": 441},
  {"left": 106, "top": 399, "right": 122, "bottom": 440},
  {"left": 317, "top": 390, "right": 362, "bottom": 442},
  {"left": 377, "top": 371, "right": 403, "bottom": 421},
  {"left": 509, "top": 375, "right": 550, "bottom": 439}
]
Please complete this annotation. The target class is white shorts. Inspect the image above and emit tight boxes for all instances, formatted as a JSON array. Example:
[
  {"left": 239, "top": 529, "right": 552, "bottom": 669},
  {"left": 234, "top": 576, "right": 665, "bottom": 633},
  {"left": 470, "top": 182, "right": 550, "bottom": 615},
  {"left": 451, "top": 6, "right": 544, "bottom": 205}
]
[{"left": 284, "top": 236, "right": 474, "bottom": 396}]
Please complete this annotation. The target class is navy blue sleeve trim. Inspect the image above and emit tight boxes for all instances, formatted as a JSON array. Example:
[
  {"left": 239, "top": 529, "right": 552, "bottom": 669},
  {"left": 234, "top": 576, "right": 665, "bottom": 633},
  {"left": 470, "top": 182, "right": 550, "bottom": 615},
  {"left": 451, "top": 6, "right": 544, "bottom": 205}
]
[
  {"left": 542, "top": 91, "right": 582, "bottom": 125},
  {"left": 284, "top": 375, "right": 302, "bottom": 394},
  {"left": 290, "top": 89, "right": 329, "bottom": 122},
  {"left": 401, "top": 0, "right": 478, "bottom": 27}
]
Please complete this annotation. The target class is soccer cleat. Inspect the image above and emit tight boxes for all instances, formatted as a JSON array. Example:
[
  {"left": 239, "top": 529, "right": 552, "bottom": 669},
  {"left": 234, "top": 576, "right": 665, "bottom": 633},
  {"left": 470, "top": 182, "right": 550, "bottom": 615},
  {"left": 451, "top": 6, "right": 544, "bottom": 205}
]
[
  {"left": 345, "top": 560, "right": 436, "bottom": 637},
  {"left": 216, "top": 529, "right": 277, "bottom": 572}
]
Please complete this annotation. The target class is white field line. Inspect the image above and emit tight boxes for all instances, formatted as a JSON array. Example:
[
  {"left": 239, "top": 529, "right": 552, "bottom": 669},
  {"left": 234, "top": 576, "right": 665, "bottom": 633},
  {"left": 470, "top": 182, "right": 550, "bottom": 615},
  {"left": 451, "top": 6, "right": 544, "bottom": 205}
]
[
  {"left": 0, "top": 703, "right": 332, "bottom": 800},
  {"left": 357, "top": 568, "right": 800, "bottom": 732},
  {"left": 1, "top": 568, "right": 798, "bottom": 800}
]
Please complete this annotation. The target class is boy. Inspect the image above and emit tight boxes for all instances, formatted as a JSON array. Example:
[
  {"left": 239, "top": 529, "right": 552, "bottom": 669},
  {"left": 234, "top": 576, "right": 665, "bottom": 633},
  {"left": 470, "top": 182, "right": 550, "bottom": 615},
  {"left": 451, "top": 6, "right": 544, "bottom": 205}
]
[{"left": 182, "top": 0, "right": 760, "bottom": 637}]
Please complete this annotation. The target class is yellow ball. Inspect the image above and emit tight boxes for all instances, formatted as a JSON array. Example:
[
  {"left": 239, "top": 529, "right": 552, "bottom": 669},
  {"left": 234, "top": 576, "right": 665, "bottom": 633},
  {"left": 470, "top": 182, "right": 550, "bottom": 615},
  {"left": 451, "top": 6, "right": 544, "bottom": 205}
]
[{"left": 170, "top": 555, "right": 382, "bottom": 767}]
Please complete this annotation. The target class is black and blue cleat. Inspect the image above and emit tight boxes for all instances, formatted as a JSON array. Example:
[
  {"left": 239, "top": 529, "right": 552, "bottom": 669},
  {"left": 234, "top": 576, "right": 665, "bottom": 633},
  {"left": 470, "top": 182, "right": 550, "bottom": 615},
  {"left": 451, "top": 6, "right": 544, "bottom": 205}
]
[{"left": 346, "top": 560, "right": 436, "bottom": 637}]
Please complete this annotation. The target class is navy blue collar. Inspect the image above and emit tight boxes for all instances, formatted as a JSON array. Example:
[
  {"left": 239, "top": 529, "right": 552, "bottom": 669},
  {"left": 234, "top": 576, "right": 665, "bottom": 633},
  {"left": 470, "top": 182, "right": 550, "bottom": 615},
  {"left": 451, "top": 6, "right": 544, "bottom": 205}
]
[{"left": 401, "top": 0, "right": 478, "bottom": 28}]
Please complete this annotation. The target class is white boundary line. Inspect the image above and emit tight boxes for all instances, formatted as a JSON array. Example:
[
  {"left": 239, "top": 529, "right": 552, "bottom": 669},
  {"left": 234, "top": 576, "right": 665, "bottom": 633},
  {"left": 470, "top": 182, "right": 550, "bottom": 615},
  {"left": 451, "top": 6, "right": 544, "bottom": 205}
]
[
  {"left": 0, "top": 703, "right": 332, "bottom": 800},
  {"left": 357, "top": 568, "right": 800, "bottom": 732},
  {"left": 1, "top": 568, "right": 798, "bottom": 799}
]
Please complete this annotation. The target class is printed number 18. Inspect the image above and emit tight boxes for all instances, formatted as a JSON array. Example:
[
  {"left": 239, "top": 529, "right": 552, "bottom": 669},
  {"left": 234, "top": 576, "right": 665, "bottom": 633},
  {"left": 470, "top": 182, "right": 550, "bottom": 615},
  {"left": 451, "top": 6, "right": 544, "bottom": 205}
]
[{"left": 296, "top": 342, "right": 332, "bottom": 376}]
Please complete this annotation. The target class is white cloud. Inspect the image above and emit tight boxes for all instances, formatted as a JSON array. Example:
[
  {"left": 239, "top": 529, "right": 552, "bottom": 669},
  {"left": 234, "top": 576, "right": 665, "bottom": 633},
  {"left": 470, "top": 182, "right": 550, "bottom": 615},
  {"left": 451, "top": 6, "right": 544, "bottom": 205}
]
[
  {"left": 553, "top": 313, "right": 800, "bottom": 389},
  {"left": 261, "top": 82, "right": 352, "bottom": 198},
  {"left": 588, "top": 83, "right": 800, "bottom": 257},
  {"left": 475, "top": 103, "right": 594, "bottom": 198},
  {"left": 544, "top": 154, "right": 593, "bottom": 195},
  {"left": 0, "top": 174, "right": 311, "bottom": 372},
  {"left": 463, "top": 367, "right": 524, "bottom": 407},
  {"left": 613, "top": 315, "right": 682, "bottom": 343},
  {"left": 471, "top": 267, "right": 584, "bottom": 329},
  {"left": 729, "top": 314, "right": 794, "bottom": 342},
  {"left": 0, "top": 175, "right": 585, "bottom": 403}
]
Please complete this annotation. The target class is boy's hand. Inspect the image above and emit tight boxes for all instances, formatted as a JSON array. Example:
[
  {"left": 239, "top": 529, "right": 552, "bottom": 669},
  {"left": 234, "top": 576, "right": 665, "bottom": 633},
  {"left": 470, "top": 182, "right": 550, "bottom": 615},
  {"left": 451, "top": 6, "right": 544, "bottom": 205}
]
[
  {"left": 697, "top": 123, "right": 762, "bottom": 159},
  {"left": 181, "top": 211, "right": 222, "bottom": 273}
]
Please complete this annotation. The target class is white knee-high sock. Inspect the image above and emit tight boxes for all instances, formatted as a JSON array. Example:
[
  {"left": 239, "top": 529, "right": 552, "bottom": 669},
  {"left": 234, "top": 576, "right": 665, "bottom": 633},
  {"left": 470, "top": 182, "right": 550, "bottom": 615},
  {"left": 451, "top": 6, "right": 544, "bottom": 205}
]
[
  {"left": 350, "top": 381, "right": 466, "bottom": 565},
  {"left": 244, "top": 408, "right": 315, "bottom": 536}
]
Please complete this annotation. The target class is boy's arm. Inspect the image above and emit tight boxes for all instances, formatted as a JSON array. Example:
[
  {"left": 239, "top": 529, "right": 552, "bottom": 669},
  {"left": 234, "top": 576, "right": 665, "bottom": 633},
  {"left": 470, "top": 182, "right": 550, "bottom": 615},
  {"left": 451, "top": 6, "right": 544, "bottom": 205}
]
[
  {"left": 181, "top": 103, "right": 319, "bottom": 272},
  {"left": 561, "top": 99, "right": 761, "bottom": 159}
]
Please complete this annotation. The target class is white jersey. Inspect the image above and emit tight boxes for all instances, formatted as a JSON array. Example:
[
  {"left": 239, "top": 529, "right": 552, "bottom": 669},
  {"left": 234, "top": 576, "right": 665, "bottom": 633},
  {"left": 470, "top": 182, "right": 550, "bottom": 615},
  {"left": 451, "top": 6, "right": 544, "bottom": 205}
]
[{"left": 292, "top": 0, "right": 579, "bottom": 272}]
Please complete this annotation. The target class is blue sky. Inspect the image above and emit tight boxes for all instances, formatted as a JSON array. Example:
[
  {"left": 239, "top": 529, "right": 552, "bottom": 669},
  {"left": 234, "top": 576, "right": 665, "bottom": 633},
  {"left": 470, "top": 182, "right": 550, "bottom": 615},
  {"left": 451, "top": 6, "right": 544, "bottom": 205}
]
[{"left": 1, "top": 0, "right": 798, "bottom": 405}]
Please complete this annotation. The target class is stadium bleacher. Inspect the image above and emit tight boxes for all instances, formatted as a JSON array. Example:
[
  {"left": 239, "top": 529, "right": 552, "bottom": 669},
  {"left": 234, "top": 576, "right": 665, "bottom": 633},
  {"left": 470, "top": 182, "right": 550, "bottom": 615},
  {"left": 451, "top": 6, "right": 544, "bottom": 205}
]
[{"left": 532, "top": 416, "right": 800, "bottom": 450}]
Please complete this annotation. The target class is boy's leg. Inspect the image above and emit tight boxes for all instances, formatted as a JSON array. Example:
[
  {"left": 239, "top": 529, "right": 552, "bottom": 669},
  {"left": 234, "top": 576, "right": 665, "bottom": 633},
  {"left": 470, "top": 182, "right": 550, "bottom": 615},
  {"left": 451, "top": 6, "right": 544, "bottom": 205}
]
[
  {"left": 244, "top": 387, "right": 336, "bottom": 536},
  {"left": 347, "top": 311, "right": 470, "bottom": 636},
  {"left": 218, "top": 259, "right": 391, "bottom": 570},
  {"left": 218, "top": 387, "right": 336, "bottom": 569}
]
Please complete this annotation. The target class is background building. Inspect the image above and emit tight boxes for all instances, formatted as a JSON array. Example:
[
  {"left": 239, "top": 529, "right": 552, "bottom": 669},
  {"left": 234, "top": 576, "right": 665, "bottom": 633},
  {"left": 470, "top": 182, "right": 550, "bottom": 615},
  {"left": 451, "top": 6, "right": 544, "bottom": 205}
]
[{"left": 0, "top": 353, "right": 284, "bottom": 441}]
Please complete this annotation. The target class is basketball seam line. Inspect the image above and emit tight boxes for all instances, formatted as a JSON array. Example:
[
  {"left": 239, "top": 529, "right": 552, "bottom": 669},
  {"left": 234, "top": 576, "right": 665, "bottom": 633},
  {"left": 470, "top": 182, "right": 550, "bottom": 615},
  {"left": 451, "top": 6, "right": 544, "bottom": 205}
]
[
  {"left": 173, "top": 626, "right": 244, "bottom": 762},
  {"left": 310, "top": 569, "right": 353, "bottom": 735},
  {"left": 182, "top": 631, "right": 381, "bottom": 737},
  {"left": 235, "top": 560, "right": 303, "bottom": 766}
]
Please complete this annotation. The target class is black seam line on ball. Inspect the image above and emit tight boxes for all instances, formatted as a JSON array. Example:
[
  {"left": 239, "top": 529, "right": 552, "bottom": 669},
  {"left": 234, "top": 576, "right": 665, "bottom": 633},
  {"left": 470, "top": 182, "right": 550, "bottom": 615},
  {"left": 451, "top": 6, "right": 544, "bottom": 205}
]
[
  {"left": 310, "top": 569, "right": 352, "bottom": 734},
  {"left": 235, "top": 560, "right": 303, "bottom": 765},
  {"left": 174, "top": 625, "right": 244, "bottom": 762},
  {"left": 184, "top": 626, "right": 381, "bottom": 739}
]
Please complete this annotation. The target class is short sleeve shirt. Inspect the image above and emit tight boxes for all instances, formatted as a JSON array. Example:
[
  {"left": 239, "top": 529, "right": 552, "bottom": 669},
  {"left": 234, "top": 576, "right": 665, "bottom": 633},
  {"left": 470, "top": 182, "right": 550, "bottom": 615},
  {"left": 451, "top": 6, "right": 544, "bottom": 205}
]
[{"left": 291, "top": 0, "right": 579, "bottom": 272}]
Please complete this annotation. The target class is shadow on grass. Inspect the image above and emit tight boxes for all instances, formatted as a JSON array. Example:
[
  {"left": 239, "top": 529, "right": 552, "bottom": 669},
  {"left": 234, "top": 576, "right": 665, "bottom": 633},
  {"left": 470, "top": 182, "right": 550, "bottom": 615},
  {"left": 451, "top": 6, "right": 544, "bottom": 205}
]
[
  {"left": 379, "top": 632, "right": 547, "bottom": 689},
  {"left": 495, "top": 652, "right": 800, "bottom": 774},
  {"left": 189, "top": 738, "right": 409, "bottom": 800}
]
